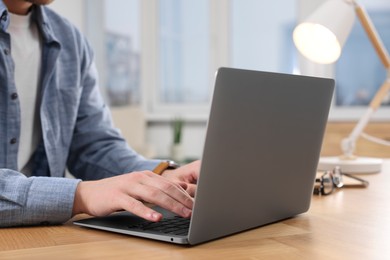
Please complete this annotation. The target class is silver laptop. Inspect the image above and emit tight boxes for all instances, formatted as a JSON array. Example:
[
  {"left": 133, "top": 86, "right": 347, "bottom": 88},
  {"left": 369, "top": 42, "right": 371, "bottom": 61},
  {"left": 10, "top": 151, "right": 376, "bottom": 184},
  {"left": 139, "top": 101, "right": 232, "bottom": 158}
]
[{"left": 74, "top": 68, "right": 334, "bottom": 245}]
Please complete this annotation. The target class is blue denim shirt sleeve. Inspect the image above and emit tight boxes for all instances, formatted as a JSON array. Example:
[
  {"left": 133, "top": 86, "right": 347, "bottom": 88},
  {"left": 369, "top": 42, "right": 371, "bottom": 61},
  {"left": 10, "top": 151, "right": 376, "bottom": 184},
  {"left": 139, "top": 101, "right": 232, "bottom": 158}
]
[
  {"left": 66, "top": 60, "right": 161, "bottom": 180},
  {"left": 34, "top": 6, "right": 161, "bottom": 180},
  {"left": 0, "top": 169, "right": 81, "bottom": 227},
  {"left": 0, "top": 4, "right": 161, "bottom": 227}
]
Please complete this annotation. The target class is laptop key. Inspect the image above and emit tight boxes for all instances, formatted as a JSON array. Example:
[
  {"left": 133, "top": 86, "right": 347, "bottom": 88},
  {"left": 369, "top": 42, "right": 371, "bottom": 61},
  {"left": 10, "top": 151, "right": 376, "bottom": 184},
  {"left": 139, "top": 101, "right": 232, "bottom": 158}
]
[{"left": 128, "top": 216, "right": 190, "bottom": 235}]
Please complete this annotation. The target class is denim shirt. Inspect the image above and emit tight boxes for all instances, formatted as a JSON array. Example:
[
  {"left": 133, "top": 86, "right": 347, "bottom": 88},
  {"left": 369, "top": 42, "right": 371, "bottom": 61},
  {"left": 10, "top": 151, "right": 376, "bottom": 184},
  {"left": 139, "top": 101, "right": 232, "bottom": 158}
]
[{"left": 0, "top": 3, "right": 160, "bottom": 227}]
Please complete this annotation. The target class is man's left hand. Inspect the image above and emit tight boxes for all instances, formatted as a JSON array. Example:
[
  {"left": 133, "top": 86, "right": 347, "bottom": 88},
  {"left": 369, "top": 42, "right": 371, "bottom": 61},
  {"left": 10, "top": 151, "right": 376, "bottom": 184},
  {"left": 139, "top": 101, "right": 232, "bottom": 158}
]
[{"left": 161, "top": 160, "right": 200, "bottom": 197}]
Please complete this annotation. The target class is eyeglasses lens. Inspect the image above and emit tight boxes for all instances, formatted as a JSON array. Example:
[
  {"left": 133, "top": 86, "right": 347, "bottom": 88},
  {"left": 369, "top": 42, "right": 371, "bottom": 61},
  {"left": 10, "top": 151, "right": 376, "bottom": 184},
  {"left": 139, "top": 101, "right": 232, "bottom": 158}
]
[
  {"left": 332, "top": 166, "right": 344, "bottom": 188},
  {"left": 322, "top": 171, "right": 334, "bottom": 195}
]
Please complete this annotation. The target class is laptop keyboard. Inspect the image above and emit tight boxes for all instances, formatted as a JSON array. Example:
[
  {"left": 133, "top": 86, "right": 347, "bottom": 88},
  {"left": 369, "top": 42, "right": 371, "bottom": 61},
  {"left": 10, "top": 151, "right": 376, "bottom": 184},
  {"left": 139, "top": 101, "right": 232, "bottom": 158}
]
[{"left": 127, "top": 216, "right": 190, "bottom": 236}]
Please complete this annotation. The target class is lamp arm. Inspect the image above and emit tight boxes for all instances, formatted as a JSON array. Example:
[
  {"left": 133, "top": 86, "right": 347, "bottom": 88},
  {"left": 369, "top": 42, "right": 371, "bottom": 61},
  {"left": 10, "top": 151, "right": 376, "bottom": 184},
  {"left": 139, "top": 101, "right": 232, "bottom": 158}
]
[
  {"left": 342, "top": 76, "right": 390, "bottom": 158},
  {"left": 353, "top": 2, "right": 390, "bottom": 69},
  {"left": 341, "top": 108, "right": 374, "bottom": 158},
  {"left": 340, "top": 2, "right": 390, "bottom": 158}
]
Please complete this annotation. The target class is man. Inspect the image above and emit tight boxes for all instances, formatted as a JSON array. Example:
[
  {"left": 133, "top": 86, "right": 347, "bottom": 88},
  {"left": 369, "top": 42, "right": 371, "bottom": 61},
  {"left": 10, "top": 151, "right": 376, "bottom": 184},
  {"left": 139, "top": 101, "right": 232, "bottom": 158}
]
[{"left": 0, "top": 0, "right": 200, "bottom": 227}]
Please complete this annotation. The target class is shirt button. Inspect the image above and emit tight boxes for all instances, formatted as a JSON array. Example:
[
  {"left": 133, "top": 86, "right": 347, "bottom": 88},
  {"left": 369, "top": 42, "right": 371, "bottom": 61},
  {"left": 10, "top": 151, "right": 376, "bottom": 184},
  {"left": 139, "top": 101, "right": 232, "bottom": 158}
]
[
  {"left": 3, "top": 49, "right": 9, "bottom": 55},
  {"left": 11, "top": 93, "right": 18, "bottom": 100},
  {"left": 10, "top": 138, "right": 17, "bottom": 144}
]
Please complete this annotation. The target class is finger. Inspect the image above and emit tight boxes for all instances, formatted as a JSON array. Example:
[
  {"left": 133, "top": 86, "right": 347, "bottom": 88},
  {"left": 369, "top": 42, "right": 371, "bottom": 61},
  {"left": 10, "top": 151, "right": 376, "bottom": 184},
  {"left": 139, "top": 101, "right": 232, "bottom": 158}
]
[
  {"left": 120, "top": 196, "right": 162, "bottom": 222},
  {"left": 177, "top": 181, "right": 188, "bottom": 191},
  {"left": 146, "top": 192, "right": 192, "bottom": 218},
  {"left": 131, "top": 183, "right": 193, "bottom": 218},
  {"left": 185, "top": 184, "right": 197, "bottom": 197},
  {"left": 145, "top": 172, "right": 194, "bottom": 209}
]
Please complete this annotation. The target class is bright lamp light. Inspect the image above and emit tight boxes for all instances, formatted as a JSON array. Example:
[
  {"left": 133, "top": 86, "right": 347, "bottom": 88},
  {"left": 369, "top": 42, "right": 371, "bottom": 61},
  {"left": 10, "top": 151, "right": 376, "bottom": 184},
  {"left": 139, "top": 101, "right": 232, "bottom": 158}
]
[
  {"left": 293, "top": 23, "right": 342, "bottom": 64},
  {"left": 293, "top": 0, "right": 390, "bottom": 174},
  {"left": 293, "top": 0, "right": 355, "bottom": 64}
]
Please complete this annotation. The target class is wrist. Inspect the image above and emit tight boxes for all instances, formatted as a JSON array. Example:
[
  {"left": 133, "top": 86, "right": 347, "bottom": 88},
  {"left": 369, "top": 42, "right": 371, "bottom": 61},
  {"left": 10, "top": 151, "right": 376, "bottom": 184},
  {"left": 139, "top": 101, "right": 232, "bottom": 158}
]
[
  {"left": 152, "top": 160, "right": 180, "bottom": 175},
  {"left": 72, "top": 181, "right": 86, "bottom": 216}
]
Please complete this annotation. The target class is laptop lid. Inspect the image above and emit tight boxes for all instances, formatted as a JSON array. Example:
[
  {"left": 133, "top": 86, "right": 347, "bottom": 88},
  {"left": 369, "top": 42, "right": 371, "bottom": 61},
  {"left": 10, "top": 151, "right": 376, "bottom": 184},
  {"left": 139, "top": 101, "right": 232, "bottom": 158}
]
[
  {"left": 187, "top": 67, "right": 334, "bottom": 244},
  {"left": 74, "top": 68, "right": 334, "bottom": 245}
]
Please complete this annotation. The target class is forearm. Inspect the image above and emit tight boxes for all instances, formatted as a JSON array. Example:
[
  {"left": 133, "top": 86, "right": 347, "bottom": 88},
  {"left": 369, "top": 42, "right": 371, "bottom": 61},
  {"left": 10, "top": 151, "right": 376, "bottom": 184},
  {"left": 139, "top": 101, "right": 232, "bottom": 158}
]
[
  {"left": 67, "top": 134, "right": 162, "bottom": 180},
  {"left": 0, "top": 169, "right": 80, "bottom": 227},
  {"left": 67, "top": 58, "right": 161, "bottom": 179}
]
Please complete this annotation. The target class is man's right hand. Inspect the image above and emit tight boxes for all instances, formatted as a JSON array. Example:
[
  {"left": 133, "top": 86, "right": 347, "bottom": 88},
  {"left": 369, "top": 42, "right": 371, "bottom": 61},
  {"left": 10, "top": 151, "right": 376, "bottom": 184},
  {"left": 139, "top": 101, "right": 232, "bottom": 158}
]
[{"left": 72, "top": 170, "right": 194, "bottom": 222}]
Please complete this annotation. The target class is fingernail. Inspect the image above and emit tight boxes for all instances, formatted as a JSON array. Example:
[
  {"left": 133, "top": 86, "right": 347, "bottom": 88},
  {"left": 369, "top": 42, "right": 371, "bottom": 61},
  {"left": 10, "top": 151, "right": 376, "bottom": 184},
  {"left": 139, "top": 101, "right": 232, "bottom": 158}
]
[{"left": 151, "top": 212, "right": 160, "bottom": 221}]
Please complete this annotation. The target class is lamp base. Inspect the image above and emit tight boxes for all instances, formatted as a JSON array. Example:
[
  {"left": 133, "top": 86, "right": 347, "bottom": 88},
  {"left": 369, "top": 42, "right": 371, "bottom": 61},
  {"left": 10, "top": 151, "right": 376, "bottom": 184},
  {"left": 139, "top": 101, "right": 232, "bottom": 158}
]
[{"left": 318, "top": 156, "right": 382, "bottom": 174}]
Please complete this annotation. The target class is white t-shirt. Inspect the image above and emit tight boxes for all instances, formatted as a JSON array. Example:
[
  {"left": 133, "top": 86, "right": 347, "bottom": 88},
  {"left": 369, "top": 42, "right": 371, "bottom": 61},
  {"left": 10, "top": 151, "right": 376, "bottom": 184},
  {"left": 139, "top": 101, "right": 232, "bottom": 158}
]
[{"left": 8, "top": 12, "right": 42, "bottom": 173}]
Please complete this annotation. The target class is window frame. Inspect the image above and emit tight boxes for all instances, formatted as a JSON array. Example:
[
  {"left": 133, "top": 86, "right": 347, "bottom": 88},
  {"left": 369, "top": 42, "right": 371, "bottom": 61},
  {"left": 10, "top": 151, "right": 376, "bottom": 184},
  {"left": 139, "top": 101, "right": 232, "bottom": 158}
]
[
  {"left": 86, "top": 0, "right": 390, "bottom": 123},
  {"left": 140, "top": 0, "right": 230, "bottom": 121}
]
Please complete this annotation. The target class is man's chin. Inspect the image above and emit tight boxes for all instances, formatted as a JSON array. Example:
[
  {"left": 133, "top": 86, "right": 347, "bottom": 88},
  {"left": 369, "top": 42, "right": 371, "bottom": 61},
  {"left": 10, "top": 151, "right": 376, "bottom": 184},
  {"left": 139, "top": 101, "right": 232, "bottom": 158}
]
[{"left": 25, "top": 0, "right": 54, "bottom": 5}]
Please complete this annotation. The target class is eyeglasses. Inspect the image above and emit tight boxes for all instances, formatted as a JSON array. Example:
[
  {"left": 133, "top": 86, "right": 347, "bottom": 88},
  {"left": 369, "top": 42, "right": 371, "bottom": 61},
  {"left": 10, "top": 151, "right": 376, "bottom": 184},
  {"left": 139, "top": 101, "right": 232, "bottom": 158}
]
[{"left": 313, "top": 166, "right": 369, "bottom": 196}]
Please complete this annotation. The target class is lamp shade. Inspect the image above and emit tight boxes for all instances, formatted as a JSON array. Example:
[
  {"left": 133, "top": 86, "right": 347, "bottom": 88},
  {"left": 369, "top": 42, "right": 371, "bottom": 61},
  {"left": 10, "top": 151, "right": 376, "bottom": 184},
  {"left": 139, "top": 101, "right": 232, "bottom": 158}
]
[{"left": 293, "top": 0, "right": 356, "bottom": 64}]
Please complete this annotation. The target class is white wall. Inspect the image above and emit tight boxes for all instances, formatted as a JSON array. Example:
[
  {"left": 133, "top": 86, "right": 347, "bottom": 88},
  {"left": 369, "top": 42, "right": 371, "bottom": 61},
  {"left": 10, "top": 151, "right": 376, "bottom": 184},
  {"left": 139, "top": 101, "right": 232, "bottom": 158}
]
[
  {"left": 49, "top": 0, "right": 85, "bottom": 32},
  {"left": 147, "top": 121, "right": 207, "bottom": 160}
]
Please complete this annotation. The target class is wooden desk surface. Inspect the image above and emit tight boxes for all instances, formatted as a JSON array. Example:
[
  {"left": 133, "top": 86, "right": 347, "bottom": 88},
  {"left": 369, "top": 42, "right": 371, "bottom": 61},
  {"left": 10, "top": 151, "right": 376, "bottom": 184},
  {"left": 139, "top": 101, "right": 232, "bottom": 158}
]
[{"left": 1, "top": 163, "right": 390, "bottom": 260}]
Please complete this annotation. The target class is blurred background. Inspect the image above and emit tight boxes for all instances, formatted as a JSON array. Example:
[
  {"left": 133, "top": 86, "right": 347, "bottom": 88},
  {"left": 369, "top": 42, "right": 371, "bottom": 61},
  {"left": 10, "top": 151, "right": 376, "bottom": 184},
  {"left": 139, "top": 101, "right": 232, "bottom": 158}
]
[{"left": 51, "top": 0, "right": 390, "bottom": 161}]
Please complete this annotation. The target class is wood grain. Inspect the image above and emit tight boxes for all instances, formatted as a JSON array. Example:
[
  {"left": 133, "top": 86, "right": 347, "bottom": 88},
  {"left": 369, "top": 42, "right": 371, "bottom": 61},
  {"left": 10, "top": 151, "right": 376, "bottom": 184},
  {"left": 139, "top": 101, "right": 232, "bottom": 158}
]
[
  {"left": 321, "top": 122, "right": 390, "bottom": 158},
  {"left": 1, "top": 162, "right": 389, "bottom": 259}
]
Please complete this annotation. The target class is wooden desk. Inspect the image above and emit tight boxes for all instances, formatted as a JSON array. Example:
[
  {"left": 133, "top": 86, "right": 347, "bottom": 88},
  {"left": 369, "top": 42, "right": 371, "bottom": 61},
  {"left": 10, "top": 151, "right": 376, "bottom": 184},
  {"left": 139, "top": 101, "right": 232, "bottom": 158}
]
[{"left": 1, "top": 163, "right": 390, "bottom": 260}]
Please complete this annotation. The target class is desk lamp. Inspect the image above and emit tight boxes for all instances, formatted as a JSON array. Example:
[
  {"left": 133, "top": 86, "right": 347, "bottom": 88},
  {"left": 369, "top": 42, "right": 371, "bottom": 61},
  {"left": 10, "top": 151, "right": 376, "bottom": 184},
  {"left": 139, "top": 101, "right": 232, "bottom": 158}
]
[{"left": 293, "top": 0, "right": 390, "bottom": 173}]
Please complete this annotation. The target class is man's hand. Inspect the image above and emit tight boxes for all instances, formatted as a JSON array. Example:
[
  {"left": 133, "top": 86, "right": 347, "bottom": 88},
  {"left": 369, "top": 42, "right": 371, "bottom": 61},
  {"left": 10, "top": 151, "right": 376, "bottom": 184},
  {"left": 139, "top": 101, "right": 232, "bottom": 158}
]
[
  {"left": 72, "top": 170, "right": 194, "bottom": 222},
  {"left": 161, "top": 160, "right": 200, "bottom": 197}
]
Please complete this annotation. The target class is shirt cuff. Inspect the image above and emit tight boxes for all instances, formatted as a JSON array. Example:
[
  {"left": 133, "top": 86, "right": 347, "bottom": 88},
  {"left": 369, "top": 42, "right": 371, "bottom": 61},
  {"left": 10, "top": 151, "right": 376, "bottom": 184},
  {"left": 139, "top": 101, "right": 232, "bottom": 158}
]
[{"left": 24, "top": 177, "right": 81, "bottom": 226}]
